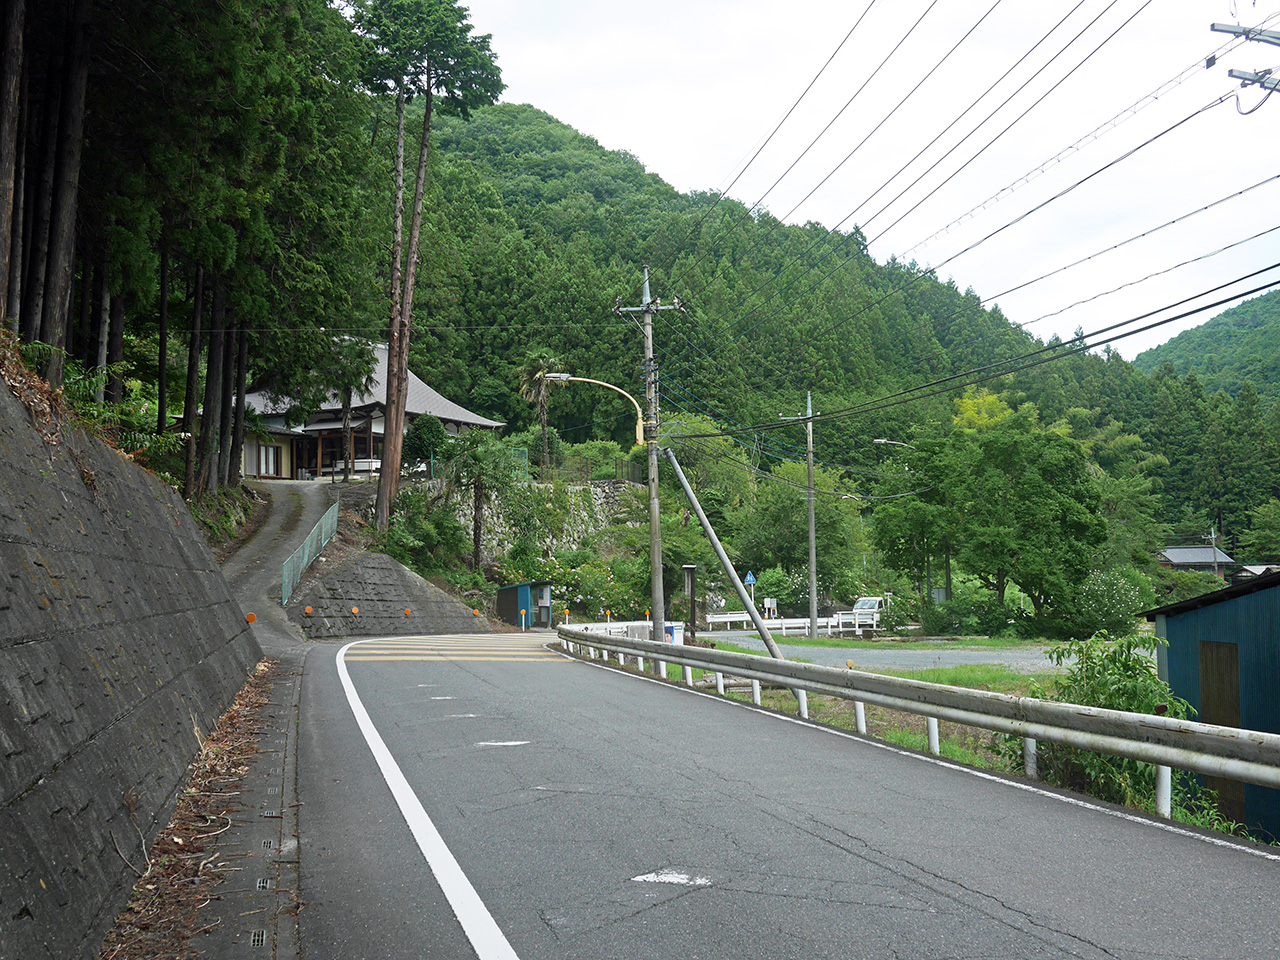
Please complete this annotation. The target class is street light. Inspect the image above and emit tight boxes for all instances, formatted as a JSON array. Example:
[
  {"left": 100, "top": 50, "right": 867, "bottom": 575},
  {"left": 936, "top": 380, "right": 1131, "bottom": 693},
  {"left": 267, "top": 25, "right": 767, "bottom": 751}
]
[
  {"left": 873, "top": 438, "right": 914, "bottom": 448},
  {"left": 544, "top": 373, "right": 644, "bottom": 447}
]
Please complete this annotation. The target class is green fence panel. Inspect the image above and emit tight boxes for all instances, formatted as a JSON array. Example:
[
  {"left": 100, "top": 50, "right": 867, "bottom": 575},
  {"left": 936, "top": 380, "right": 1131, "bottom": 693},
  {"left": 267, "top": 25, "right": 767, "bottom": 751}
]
[{"left": 281, "top": 501, "right": 339, "bottom": 605}]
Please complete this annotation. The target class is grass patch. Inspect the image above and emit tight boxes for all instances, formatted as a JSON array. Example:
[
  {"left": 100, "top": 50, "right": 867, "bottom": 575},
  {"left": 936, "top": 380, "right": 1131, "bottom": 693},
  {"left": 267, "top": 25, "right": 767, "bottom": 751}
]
[
  {"left": 869, "top": 663, "right": 1056, "bottom": 696},
  {"left": 880, "top": 729, "right": 989, "bottom": 767},
  {"left": 707, "top": 632, "right": 1048, "bottom": 651}
]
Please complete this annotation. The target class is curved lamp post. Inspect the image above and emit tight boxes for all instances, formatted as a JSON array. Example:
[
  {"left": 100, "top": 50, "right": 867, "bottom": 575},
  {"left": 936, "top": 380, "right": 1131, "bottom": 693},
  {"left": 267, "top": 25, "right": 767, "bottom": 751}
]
[{"left": 544, "top": 373, "right": 644, "bottom": 447}]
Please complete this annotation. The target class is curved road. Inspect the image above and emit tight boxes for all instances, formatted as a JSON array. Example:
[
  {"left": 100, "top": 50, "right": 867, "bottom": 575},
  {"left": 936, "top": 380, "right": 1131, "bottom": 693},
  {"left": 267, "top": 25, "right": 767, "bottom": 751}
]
[
  {"left": 294, "top": 632, "right": 1278, "bottom": 960},
  {"left": 217, "top": 487, "right": 1275, "bottom": 959}
]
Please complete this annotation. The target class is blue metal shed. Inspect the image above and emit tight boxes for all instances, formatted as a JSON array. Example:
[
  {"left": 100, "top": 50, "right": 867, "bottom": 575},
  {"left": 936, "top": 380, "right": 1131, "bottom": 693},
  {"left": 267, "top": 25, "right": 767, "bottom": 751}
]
[
  {"left": 496, "top": 581, "right": 552, "bottom": 628},
  {"left": 1146, "top": 570, "right": 1280, "bottom": 839}
]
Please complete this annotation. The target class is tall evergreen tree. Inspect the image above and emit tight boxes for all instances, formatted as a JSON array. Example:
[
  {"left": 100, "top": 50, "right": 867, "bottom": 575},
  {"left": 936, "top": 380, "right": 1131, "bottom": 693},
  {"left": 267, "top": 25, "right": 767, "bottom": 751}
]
[{"left": 359, "top": 0, "right": 503, "bottom": 530}]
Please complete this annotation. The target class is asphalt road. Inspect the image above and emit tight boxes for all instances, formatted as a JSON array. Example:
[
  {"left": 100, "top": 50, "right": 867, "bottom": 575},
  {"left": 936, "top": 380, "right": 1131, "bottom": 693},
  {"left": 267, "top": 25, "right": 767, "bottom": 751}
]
[
  {"left": 294, "top": 630, "right": 1280, "bottom": 960},
  {"left": 713, "top": 631, "right": 1061, "bottom": 674}
]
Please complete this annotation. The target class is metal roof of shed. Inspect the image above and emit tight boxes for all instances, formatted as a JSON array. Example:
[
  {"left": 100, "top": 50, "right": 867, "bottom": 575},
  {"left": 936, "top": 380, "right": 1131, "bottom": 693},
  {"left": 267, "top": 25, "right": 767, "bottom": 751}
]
[
  {"left": 1143, "top": 570, "right": 1280, "bottom": 619},
  {"left": 1159, "top": 545, "right": 1234, "bottom": 565}
]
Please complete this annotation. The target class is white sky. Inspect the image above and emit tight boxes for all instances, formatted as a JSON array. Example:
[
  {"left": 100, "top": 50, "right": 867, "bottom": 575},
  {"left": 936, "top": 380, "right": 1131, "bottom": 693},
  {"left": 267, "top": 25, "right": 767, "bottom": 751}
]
[{"left": 464, "top": 0, "right": 1280, "bottom": 360}]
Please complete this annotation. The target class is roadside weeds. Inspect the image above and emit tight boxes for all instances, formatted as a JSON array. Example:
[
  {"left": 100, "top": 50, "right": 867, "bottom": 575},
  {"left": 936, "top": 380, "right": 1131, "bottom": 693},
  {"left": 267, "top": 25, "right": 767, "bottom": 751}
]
[{"left": 97, "top": 659, "right": 283, "bottom": 960}]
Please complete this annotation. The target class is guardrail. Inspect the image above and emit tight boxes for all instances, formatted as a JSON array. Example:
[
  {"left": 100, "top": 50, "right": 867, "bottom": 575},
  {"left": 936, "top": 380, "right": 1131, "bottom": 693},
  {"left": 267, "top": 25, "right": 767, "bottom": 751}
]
[
  {"left": 281, "top": 501, "right": 339, "bottom": 605},
  {"left": 706, "top": 611, "right": 879, "bottom": 634},
  {"left": 556, "top": 625, "right": 1280, "bottom": 818}
]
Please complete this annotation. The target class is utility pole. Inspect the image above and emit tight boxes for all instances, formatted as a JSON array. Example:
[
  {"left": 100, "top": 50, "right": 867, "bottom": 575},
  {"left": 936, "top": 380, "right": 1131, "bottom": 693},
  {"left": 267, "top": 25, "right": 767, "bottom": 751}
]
[
  {"left": 781, "top": 392, "right": 818, "bottom": 637},
  {"left": 1210, "top": 22, "right": 1280, "bottom": 92},
  {"left": 617, "top": 266, "right": 684, "bottom": 644},
  {"left": 1204, "top": 525, "right": 1221, "bottom": 579}
]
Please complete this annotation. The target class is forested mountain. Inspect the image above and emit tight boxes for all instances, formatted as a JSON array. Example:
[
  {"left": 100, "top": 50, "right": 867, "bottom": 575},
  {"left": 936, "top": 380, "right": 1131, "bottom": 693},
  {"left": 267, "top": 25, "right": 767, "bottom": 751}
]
[
  {"left": 410, "top": 104, "right": 1279, "bottom": 548},
  {"left": 1132, "top": 290, "right": 1280, "bottom": 402}
]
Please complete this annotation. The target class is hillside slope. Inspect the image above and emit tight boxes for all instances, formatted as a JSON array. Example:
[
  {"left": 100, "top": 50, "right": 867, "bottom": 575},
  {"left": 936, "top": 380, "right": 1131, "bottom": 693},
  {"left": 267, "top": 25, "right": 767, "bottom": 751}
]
[{"left": 1133, "top": 290, "right": 1280, "bottom": 401}]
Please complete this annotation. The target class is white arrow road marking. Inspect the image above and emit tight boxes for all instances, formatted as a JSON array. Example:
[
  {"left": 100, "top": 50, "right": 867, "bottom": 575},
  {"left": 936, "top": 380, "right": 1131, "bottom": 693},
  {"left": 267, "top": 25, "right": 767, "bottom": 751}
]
[{"left": 338, "top": 641, "right": 521, "bottom": 960}]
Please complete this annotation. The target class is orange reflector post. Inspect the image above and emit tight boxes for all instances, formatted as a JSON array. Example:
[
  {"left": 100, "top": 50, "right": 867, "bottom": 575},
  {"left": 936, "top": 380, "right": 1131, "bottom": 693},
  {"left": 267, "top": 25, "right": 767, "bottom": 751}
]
[
  {"left": 245, "top": 613, "right": 256, "bottom": 623},
  {"left": 404, "top": 608, "right": 411, "bottom": 616},
  {"left": 305, "top": 606, "right": 313, "bottom": 615},
  {"left": 351, "top": 606, "right": 359, "bottom": 614}
]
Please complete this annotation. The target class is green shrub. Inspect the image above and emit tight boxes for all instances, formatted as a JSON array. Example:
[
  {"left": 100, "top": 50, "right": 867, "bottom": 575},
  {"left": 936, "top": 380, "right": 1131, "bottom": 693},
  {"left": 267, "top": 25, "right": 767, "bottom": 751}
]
[
  {"left": 999, "top": 632, "right": 1189, "bottom": 807},
  {"left": 380, "top": 487, "right": 467, "bottom": 574},
  {"left": 1067, "top": 568, "right": 1144, "bottom": 639}
]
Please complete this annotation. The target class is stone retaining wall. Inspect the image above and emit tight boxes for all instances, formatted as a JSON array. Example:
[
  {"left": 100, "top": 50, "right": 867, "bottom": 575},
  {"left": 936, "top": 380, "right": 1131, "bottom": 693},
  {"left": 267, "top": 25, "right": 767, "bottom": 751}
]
[
  {"left": 287, "top": 551, "right": 493, "bottom": 638},
  {"left": 0, "top": 382, "right": 263, "bottom": 960}
]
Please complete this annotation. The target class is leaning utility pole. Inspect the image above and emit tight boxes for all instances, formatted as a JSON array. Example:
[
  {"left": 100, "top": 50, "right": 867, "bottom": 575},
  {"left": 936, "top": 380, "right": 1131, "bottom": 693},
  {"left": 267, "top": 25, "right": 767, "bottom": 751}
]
[
  {"left": 616, "top": 266, "right": 684, "bottom": 643},
  {"left": 780, "top": 392, "right": 819, "bottom": 637}
]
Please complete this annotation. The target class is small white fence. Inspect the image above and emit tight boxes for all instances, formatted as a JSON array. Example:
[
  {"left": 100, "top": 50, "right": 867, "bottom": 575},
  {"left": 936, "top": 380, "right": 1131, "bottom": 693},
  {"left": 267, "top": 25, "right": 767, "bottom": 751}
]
[
  {"left": 706, "top": 610, "right": 879, "bottom": 635},
  {"left": 556, "top": 625, "right": 1280, "bottom": 820}
]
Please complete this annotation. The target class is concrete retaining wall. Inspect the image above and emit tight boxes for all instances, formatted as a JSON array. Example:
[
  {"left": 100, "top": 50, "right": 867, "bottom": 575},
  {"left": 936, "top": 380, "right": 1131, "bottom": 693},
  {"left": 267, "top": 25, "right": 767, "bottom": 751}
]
[
  {"left": 0, "top": 382, "right": 263, "bottom": 960},
  {"left": 287, "top": 551, "right": 493, "bottom": 638}
]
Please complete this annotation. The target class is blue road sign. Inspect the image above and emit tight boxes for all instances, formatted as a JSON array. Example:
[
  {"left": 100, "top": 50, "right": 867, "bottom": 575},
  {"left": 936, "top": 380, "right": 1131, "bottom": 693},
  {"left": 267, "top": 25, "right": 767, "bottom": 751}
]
[{"left": 743, "top": 571, "right": 756, "bottom": 585}]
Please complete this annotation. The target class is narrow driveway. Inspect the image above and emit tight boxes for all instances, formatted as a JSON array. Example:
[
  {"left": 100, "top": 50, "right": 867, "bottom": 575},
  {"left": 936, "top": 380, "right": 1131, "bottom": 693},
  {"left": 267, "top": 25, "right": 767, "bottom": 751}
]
[{"left": 224, "top": 478, "right": 336, "bottom": 656}]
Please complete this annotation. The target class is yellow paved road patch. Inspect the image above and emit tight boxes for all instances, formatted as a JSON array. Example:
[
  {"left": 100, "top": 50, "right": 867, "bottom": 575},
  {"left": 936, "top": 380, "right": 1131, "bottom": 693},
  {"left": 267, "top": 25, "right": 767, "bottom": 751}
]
[{"left": 343, "top": 634, "right": 564, "bottom": 662}]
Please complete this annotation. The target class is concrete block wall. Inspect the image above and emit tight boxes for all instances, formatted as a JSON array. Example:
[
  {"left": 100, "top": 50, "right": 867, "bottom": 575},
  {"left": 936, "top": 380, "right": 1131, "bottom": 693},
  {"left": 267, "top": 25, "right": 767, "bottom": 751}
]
[
  {"left": 0, "top": 384, "right": 263, "bottom": 960},
  {"left": 288, "top": 551, "right": 493, "bottom": 638}
]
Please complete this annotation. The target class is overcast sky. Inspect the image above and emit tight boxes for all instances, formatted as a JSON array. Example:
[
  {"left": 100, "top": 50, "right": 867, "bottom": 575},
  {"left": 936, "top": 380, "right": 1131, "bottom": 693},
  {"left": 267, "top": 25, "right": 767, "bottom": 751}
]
[{"left": 463, "top": 0, "right": 1280, "bottom": 361}]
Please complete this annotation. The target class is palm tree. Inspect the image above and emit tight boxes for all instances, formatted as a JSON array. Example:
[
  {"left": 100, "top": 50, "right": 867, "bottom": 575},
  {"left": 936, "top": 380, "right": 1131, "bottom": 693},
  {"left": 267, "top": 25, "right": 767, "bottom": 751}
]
[{"left": 517, "top": 347, "right": 563, "bottom": 474}]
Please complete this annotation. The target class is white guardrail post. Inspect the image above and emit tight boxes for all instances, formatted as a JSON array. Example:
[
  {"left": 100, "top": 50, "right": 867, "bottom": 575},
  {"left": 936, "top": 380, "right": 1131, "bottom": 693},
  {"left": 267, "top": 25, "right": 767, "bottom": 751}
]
[{"left": 555, "top": 625, "right": 1280, "bottom": 811}]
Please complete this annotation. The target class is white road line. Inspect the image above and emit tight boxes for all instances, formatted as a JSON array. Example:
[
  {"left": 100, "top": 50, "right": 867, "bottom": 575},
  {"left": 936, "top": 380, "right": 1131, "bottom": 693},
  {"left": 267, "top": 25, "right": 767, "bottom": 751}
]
[
  {"left": 477, "top": 741, "right": 530, "bottom": 747},
  {"left": 337, "top": 640, "right": 521, "bottom": 960},
  {"left": 632, "top": 869, "right": 712, "bottom": 886},
  {"left": 553, "top": 643, "right": 1280, "bottom": 864}
]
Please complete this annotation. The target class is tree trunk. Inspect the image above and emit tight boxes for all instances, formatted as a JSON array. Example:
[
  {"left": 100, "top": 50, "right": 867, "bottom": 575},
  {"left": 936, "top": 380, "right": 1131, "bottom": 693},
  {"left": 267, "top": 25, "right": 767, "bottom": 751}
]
[
  {"left": 374, "top": 82, "right": 408, "bottom": 531},
  {"left": 230, "top": 324, "right": 247, "bottom": 486},
  {"left": 341, "top": 387, "right": 353, "bottom": 483},
  {"left": 18, "top": 39, "right": 63, "bottom": 342},
  {"left": 39, "top": 0, "right": 91, "bottom": 380},
  {"left": 0, "top": 0, "right": 26, "bottom": 318},
  {"left": 105, "top": 288, "right": 123, "bottom": 402},
  {"left": 156, "top": 242, "right": 168, "bottom": 434},
  {"left": 472, "top": 479, "right": 483, "bottom": 570},
  {"left": 181, "top": 265, "right": 204, "bottom": 498},
  {"left": 5, "top": 67, "right": 24, "bottom": 328},
  {"left": 92, "top": 259, "right": 106, "bottom": 401},
  {"left": 216, "top": 311, "right": 236, "bottom": 487},
  {"left": 43, "top": 219, "right": 72, "bottom": 385},
  {"left": 378, "top": 84, "right": 435, "bottom": 525},
  {"left": 196, "top": 280, "right": 225, "bottom": 496}
]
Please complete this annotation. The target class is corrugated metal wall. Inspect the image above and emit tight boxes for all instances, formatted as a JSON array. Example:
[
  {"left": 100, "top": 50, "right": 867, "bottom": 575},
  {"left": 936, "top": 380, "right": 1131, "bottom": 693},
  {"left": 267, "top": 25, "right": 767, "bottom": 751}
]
[{"left": 1166, "top": 586, "right": 1280, "bottom": 839}]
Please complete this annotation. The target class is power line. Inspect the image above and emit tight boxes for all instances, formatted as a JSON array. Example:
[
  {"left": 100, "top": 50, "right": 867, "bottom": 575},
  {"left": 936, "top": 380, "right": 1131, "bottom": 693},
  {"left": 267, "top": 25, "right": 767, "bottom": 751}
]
[
  {"left": 900, "top": 9, "right": 1280, "bottom": 256},
  {"left": 662, "top": 88, "right": 1234, "bottom": 395},
  {"left": 622, "top": 1, "right": 879, "bottom": 306},
  {"left": 659, "top": 0, "right": 1128, "bottom": 374}
]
